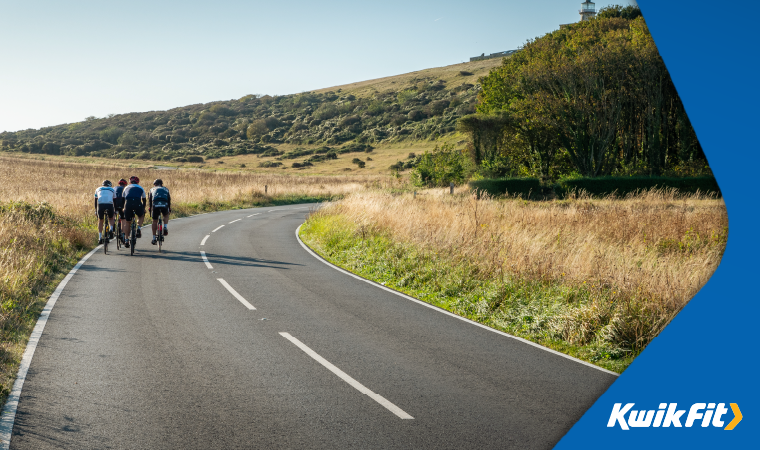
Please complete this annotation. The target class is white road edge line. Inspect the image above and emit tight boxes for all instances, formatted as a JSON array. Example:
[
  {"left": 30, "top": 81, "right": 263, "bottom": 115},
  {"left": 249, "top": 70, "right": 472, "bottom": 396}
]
[
  {"left": 295, "top": 224, "right": 618, "bottom": 377},
  {"left": 200, "top": 235, "right": 210, "bottom": 246},
  {"left": 229, "top": 219, "right": 242, "bottom": 224},
  {"left": 200, "top": 251, "right": 213, "bottom": 269},
  {"left": 217, "top": 279, "right": 256, "bottom": 310},
  {"left": 279, "top": 332, "right": 413, "bottom": 419},
  {"left": 0, "top": 245, "right": 102, "bottom": 448},
  {"left": 212, "top": 225, "right": 224, "bottom": 232}
]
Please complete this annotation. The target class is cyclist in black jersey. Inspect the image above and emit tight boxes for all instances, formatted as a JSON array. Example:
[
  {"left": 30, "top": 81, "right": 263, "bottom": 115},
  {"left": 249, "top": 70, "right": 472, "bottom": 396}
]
[
  {"left": 122, "top": 176, "right": 147, "bottom": 248},
  {"left": 149, "top": 178, "right": 171, "bottom": 245},
  {"left": 114, "top": 179, "right": 128, "bottom": 244}
]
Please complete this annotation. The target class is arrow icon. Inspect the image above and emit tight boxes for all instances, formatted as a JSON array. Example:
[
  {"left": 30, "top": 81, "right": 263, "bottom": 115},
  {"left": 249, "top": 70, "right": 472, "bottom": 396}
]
[{"left": 724, "top": 403, "right": 742, "bottom": 430}]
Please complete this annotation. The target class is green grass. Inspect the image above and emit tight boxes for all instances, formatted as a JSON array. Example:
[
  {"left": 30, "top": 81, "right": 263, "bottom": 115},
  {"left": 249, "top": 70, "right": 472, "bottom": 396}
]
[{"left": 299, "top": 213, "right": 634, "bottom": 373}]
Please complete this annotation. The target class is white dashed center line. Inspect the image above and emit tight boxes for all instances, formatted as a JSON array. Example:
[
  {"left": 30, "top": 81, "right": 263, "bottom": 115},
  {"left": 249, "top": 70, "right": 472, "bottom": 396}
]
[
  {"left": 247, "top": 213, "right": 260, "bottom": 218},
  {"left": 279, "top": 332, "right": 414, "bottom": 420},
  {"left": 200, "top": 251, "right": 213, "bottom": 269},
  {"left": 217, "top": 279, "right": 256, "bottom": 310},
  {"left": 212, "top": 225, "right": 224, "bottom": 232},
  {"left": 229, "top": 219, "right": 241, "bottom": 224},
  {"left": 200, "top": 235, "right": 210, "bottom": 246}
]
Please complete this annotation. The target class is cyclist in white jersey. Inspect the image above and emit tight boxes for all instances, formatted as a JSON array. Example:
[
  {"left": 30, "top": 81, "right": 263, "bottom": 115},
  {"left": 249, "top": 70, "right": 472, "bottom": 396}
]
[{"left": 94, "top": 180, "right": 116, "bottom": 244}]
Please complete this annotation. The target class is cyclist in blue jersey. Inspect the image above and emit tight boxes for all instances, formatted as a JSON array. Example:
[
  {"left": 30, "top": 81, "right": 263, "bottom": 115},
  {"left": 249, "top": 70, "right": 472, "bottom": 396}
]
[
  {"left": 149, "top": 179, "right": 171, "bottom": 245},
  {"left": 114, "top": 178, "right": 128, "bottom": 244},
  {"left": 122, "top": 176, "right": 147, "bottom": 248},
  {"left": 94, "top": 180, "right": 116, "bottom": 244}
]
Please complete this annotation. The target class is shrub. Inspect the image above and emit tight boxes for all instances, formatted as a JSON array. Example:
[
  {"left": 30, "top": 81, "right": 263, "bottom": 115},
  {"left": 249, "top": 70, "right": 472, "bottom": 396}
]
[
  {"left": 397, "top": 90, "right": 417, "bottom": 104},
  {"left": 408, "top": 110, "right": 425, "bottom": 121},
  {"left": 186, "top": 155, "right": 204, "bottom": 163},
  {"left": 411, "top": 144, "right": 472, "bottom": 187},
  {"left": 459, "top": 71, "right": 473, "bottom": 76},
  {"left": 555, "top": 176, "right": 721, "bottom": 198},
  {"left": 259, "top": 161, "right": 282, "bottom": 168},
  {"left": 213, "top": 139, "right": 228, "bottom": 147},
  {"left": 247, "top": 120, "right": 269, "bottom": 138},
  {"left": 468, "top": 178, "right": 543, "bottom": 198}
]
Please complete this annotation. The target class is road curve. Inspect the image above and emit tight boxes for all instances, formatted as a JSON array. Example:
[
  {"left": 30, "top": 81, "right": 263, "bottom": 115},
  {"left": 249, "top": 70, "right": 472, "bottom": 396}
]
[{"left": 7, "top": 204, "right": 616, "bottom": 449}]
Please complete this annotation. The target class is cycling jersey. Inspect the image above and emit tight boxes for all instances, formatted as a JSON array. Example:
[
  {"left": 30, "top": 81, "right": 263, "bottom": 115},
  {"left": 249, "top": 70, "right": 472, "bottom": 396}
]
[
  {"left": 95, "top": 186, "right": 116, "bottom": 204},
  {"left": 114, "top": 185, "right": 126, "bottom": 209},
  {"left": 123, "top": 184, "right": 146, "bottom": 200},
  {"left": 149, "top": 186, "right": 171, "bottom": 209}
]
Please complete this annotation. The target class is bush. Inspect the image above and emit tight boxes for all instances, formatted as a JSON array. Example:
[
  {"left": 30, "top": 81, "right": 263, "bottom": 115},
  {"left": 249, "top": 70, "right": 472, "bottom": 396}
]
[
  {"left": 408, "top": 110, "right": 425, "bottom": 121},
  {"left": 411, "top": 144, "right": 472, "bottom": 187},
  {"left": 468, "top": 178, "right": 543, "bottom": 198},
  {"left": 186, "top": 155, "right": 204, "bottom": 163},
  {"left": 555, "top": 176, "right": 721, "bottom": 198},
  {"left": 259, "top": 161, "right": 282, "bottom": 168}
]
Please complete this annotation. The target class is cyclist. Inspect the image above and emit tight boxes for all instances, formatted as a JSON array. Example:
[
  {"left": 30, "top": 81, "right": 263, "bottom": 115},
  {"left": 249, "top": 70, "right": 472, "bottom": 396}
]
[
  {"left": 122, "top": 176, "right": 146, "bottom": 248},
  {"left": 94, "top": 180, "right": 116, "bottom": 244},
  {"left": 149, "top": 178, "right": 171, "bottom": 245},
  {"left": 114, "top": 178, "right": 128, "bottom": 244}
]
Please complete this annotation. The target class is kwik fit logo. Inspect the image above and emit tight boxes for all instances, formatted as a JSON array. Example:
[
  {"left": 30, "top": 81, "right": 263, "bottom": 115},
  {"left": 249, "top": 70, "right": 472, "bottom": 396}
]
[{"left": 608, "top": 403, "right": 743, "bottom": 430}]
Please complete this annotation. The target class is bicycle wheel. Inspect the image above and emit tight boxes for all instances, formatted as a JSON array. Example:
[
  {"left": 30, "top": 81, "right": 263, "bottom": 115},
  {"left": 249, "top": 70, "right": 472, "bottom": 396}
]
[
  {"left": 116, "top": 217, "right": 122, "bottom": 250},
  {"left": 130, "top": 222, "right": 136, "bottom": 256},
  {"left": 103, "top": 221, "right": 109, "bottom": 254},
  {"left": 158, "top": 217, "right": 163, "bottom": 253}
]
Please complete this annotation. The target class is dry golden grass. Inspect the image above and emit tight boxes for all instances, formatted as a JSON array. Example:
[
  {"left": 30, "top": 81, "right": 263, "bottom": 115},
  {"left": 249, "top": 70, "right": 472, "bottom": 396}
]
[
  {"left": 312, "top": 58, "right": 502, "bottom": 98},
  {"left": 0, "top": 156, "right": 395, "bottom": 222},
  {"left": 317, "top": 188, "right": 728, "bottom": 351}
]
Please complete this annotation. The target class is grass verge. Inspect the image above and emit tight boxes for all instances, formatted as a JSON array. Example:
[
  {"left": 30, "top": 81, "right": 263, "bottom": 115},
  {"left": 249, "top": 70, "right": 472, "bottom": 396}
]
[{"left": 301, "top": 212, "right": 643, "bottom": 374}]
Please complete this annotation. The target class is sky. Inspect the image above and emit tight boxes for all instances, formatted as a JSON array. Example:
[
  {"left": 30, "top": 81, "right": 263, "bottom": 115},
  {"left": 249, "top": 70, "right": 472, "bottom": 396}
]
[{"left": 0, "top": 0, "right": 636, "bottom": 133}]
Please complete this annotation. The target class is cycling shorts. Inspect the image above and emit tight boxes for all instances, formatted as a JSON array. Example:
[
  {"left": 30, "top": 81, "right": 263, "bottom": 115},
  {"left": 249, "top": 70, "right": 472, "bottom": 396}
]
[
  {"left": 123, "top": 199, "right": 145, "bottom": 221},
  {"left": 151, "top": 206, "right": 169, "bottom": 220},
  {"left": 96, "top": 204, "right": 115, "bottom": 219}
]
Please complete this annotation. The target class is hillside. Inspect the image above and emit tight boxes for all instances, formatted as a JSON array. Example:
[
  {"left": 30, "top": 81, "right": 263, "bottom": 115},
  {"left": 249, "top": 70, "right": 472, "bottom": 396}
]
[{"left": 0, "top": 59, "right": 502, "bottom": 175}]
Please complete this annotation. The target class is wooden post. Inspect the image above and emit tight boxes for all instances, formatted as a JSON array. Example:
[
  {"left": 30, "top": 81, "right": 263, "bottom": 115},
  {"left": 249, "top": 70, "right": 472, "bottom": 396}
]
[
  {"left": 450, "top": 182, "right": 454, "bottom": 194},
  {"left": 265, "top": 185, "right": 268, "bottom": 194},
  {"left": 413, "top": 191, "right": 416, "bottom": 199}
]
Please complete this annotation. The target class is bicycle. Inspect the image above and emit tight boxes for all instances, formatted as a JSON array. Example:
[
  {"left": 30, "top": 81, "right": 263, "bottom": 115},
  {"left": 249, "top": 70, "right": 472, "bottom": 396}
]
[
  {"left": 130, "top": 220, "right": 137, "bottom": 256},
  {"left": 157, "top": 214, "right": 165, "bottom": 253},
  {"left": 103, "top": 218, "right": 111, "bottom": 254}
]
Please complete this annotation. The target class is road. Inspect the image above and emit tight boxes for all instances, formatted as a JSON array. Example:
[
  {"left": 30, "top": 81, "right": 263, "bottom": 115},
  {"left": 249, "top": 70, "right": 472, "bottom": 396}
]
[{"left": 6, "top": 204, "right": 617, "bottom": 449}]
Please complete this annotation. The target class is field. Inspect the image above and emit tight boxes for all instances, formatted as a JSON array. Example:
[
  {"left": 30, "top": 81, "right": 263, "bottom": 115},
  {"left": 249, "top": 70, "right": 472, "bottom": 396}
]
[{"left": 300, "top": 188, "right": 728, "bottom": 372}]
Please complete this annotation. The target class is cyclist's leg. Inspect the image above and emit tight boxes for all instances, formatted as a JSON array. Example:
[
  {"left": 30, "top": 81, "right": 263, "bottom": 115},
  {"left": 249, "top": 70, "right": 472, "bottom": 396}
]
[
  {"left": 151, "top": 208, "right": 160, "bottom": 244},
  {"left": 107, "top": 205, "right": 115, "bottom": 237},
  {"left": 162, "top": 209, "right": 169, "bottom": 235}
]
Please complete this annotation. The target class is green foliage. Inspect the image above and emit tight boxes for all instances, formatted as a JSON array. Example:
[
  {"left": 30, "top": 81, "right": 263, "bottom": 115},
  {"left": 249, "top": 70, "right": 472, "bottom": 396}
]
[
  {"left": 554, "top": 176, "right": 721, "bottom": 198},
  {"left": 411, "top": 144, "right": 473, "bottom": 187},
  {"left": 471, "top": 176, "right": 721, "bottom": 198},
  {"left": 471, "top": 12, "right": 707, "bottom": 181}
]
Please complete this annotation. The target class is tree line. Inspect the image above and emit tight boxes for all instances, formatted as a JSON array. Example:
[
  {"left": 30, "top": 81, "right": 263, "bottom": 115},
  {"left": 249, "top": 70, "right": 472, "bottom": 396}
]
[{"left": 453, "top": 6, "right": 708, "bottom": 183}]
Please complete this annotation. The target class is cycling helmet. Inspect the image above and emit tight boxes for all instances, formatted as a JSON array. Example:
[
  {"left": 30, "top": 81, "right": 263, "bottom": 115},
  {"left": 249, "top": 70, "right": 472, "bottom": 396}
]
[
  {"left": 102, "top": 180, "right": 112, "bottom": 187},
  {"left": 153, "top": 179, "right": 163, "bottom": 186},
  {"left": 118, "top": 179, "right": 128, "bottom": 186},
  {"left": 129, "top": 176, "right": 140, "bottom": 184}
]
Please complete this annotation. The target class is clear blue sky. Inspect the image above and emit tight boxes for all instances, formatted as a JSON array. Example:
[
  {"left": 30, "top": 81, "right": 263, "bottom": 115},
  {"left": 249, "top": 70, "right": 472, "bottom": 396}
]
[{"left": 0, "top": 0, "right": 635, "bottom": 132}]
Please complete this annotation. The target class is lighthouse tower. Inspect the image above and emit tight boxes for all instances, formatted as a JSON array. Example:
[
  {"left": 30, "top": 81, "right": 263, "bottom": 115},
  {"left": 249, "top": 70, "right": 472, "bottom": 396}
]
[{"left": 579, "top": 1, "right": 596, "bottom": 21}]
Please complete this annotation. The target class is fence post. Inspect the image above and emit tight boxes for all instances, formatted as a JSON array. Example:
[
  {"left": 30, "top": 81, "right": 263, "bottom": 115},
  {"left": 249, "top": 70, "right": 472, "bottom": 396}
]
[
  {"left": 413, "top": 191, "right": 416, "bottom": 199},
  {"left": 265, "top": 185, "right": 268, "bottom": 194},
  {"left": 450, "top": 182, "right": 454, "bottom": 195}
]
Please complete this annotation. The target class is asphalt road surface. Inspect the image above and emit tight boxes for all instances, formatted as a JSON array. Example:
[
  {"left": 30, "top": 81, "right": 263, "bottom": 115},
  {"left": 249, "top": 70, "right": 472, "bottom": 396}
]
[{"left": 7, "top": 204, "right": 617, "bottom": 449}]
